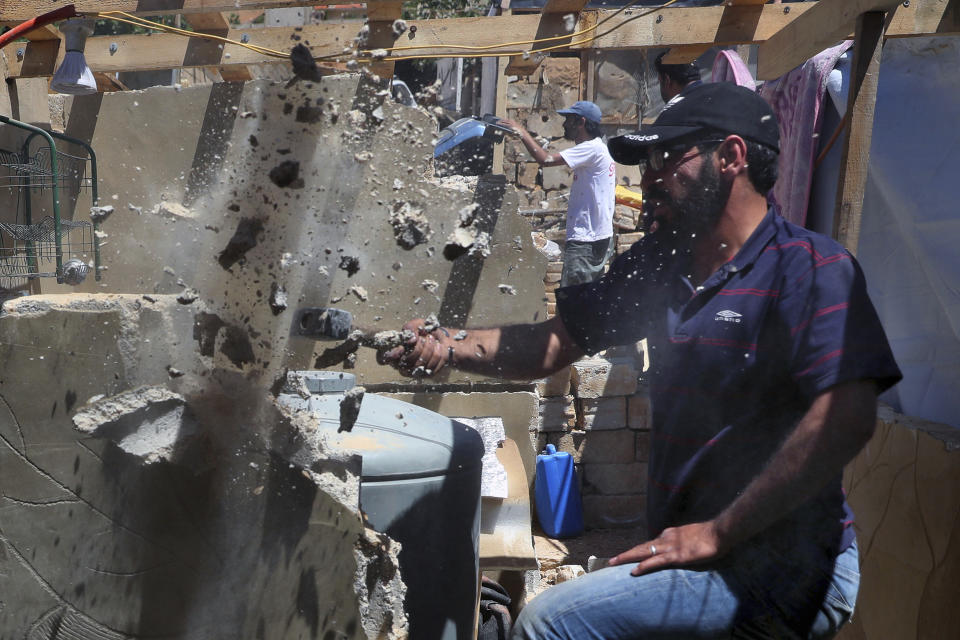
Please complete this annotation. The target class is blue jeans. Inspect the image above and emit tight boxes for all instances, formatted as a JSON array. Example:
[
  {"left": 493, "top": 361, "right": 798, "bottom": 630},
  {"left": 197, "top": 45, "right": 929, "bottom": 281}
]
[
  {"left": 513, "top": 539, "right": 859, "bottom": 639},
  {"left": 560, "top": 237, "right": 615, "bottom": 287}
]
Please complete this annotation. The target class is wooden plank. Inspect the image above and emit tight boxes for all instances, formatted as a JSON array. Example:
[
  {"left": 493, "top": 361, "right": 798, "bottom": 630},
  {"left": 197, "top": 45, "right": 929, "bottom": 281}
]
[
  {"left": 832, "top": 11, "right": 886, "bottom": 255},
  {"left": 757, "top": 0, "right": 901, "bottom": 80},
  {"left": 19, "top": 40, "right": 60, "bottom": 78},
  {"left": 659, "top": 0, "right": 765, "bottom": 66},
  {"left": 2, "top": 1, "right": 957, "bottom": 78},
  {"left": 506, "top": 0, "right": 587, "bottom": 75},
  {"left": 366, "top": 1, "right": 403, "bottom": 79},
  {"left": 188, "top": 13, "right": 253, "bottom": 83},
  {"left": 660, "top": 44, "right": 711, "bottom": 64},
  {"left": 0, "top": 23, "right": 61, "bottom": 41},
  {"left": 0, "top": 1, "right": 308, "bottom": 20},
  {"left": 0, "top": 0, "right": 405, "bottom": 19}
]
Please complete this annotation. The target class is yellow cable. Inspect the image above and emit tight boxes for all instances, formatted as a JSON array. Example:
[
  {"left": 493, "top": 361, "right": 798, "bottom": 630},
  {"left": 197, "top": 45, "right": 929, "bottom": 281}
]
[
  {"left": 91, "top": 1, "right": 684, "bottom": 68},
  {"left": 348, "top": 0, "right": 682, "bottom": 63},
  {"left": 371, "top": 0, "right": 679, "bottom": 56},
  {"left": 94, "top": 11, "right": 290, "bottom": 59}
]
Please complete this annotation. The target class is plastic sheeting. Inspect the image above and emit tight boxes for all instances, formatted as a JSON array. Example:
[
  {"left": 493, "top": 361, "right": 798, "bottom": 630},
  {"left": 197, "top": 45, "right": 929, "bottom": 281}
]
[{"left": 809, "top": 37, "right": 960, "bottom": 429}]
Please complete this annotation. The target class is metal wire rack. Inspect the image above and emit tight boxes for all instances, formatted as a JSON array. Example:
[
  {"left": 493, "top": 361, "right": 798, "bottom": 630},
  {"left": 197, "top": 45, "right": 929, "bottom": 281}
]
[
  {"left": 0, "top": 147, "right": 94, "bottom": 191},
  {"left": 0, "top": 115, "right": 101, "bottom": 289}
]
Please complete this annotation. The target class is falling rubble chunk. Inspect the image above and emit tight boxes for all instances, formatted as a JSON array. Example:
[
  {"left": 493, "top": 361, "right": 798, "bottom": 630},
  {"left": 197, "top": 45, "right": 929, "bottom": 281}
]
[
  {"left": 389, "top": 200, "right": 431, "bottom": 249},
  {"left": 370, "top": 328, "right": 415, "bottom": 351},
  {"left": 89, "top": 204, "right": 114, "bottom": 222},
  {"left": 339, "top": 255, "right": 360, "bottom": 276},
  {"left": 349, "top": 285, "right": 368, "bottom": 301},
  {"left": 421, "top": 279, "right": 439, "bottom": 293},
  {"left": 339, "top": 385, "right": 366, "bottom": 433},
  {"left": 72, "top": 386, "right": 195, "bottom": 464},
  {"left": 422, "top": 313, "right": 440, "bottom": 333},
  {"left": 290, "top": 43, "right": 324, "bottom": 82},
  {"left": 268, "top": 160, "right": 304, "bottom": 189},
  {"left": 269, "top": 283, "right": 288, "bottom": 315},
  {"left": 498, "top": 284, "right": 517, "bottom": 295},
  {"left": 218, "top": 218, "right": 265, "bottom": 270},
  {"left": 454, "top": 330, "right": 468, "bottom": 341},
  {"left": 177, "top": 287, "right": 200, "bottom": 304},
  {"left": 154, "top": 201, "right": 194, "bottom": 218},
  {"left": 443, "top": 203, "right": 489, "bottom": 260}
]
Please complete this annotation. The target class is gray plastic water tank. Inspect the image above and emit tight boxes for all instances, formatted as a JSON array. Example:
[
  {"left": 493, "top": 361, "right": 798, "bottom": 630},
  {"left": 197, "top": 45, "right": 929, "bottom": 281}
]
[{"left": 278, "top": 371, "right": 484, "bottom": 640}]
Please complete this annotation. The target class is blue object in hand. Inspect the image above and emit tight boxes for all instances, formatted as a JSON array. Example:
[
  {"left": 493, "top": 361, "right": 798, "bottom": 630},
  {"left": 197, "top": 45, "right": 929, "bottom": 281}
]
[{"left": 535, "top": 444, "right": 584, "bottom": 538}]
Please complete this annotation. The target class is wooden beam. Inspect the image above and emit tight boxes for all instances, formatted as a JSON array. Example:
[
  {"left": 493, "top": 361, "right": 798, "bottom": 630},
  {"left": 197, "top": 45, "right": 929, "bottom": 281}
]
[
  {"left": 366, "top": 1, "right": 403, "bottom": 80},
  {"left": 659, "top": 0, "right": 768, "bottom": 63},
  {"left": 506, "top": 0, "right": 588, "bottom": 76},
  {"left": 660, "top": 44, "right": 711, "bottom": 64},
  {"left": 188, "top": 13, "right": 253, "bottom": 83},
  {"left": 757, "top": 0, "right": 901, "bottom": 80},
  {"left": 0, "top": 22, "right": 61, "bottom": 41},
  {"left": 2, "top": 1, "right": 957, "bottom": 78},
  {"left": 0, "top": 1, "right": 309, "bottom": 20},
  {"left": 832, "top": 11, "right": 886, "bottom": 255}
]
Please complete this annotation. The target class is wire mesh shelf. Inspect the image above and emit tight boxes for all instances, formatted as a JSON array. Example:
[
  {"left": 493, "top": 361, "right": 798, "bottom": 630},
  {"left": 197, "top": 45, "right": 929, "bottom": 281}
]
[
  {"left": 0, "top": 217, "right": 96, "bottom": 287},
  {"left": 0, "top": 147, "right": 94, "bottom": 191},
  {"left": 0, "top": 115, "right": 102, "bottom": 287}
]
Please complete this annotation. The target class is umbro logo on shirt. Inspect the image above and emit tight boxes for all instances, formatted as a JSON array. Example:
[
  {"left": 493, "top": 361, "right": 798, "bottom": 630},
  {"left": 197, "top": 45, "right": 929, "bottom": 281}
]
[{"left": 715, "top": 310, "right": 742, "bottom": 323}]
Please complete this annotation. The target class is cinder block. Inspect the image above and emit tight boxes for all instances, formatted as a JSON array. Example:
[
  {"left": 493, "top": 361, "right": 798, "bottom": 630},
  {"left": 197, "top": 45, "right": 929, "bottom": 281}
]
[
  {"left": 517, "top": 162, "right": 540, "bottom": 188},
  {"left": 503, "top": 161, "right": 517, "bottom": 182},
  {"left": 571, "top": 359, "right": 639, "bottom": 398},
  {"left": 635, "top": 431, "right": 651, "bottom": 462},
  {"left": 582, "top": 462, "right": 648, "bottom": 495},
  {"left": 536, "top": 366, "right": 571, "bottom": 397},
  {"left": 627, "top": 395, "right": 650, "bottom": 430},
  {"left": 613, "top": 207, "right": 640, "bottom": 231},
  {"left": 525, "top": 112, "right": 565, "bottom": 139},
  {"left": 538, "top": 395, "right": 576, "bottom": 431},
  {"left": 546, "top": 302, "right": 556, "bottom": 316},
  {"left": 541, "top": 165, "right": 569, "bottom": 191},
  {"left": 583, "top": 494, "right": 647, "bottom": 530},
  {"left": 546, "top": 262, "right": 564, "bottom": 275},
  {"left": 577, "top": 397, "right": 627, "bottom": 430},
  {"left": 543, "top": 271, "right": 562, "bottom": 285},
  {"left": 546, "top": 428, "right": 636, "bottom": 464}
]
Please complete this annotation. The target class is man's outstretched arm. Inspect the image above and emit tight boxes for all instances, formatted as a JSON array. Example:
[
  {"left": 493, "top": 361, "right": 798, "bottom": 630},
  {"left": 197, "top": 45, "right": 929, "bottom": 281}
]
[
  {"left": 380, "top": 314, "right": 584, "bottom": 381},
  {"left": 609, "top": 379, "right": 879, "bottom": 575},
  {"left": 499, "top": 118, "right": 568, "bottom": 167}
]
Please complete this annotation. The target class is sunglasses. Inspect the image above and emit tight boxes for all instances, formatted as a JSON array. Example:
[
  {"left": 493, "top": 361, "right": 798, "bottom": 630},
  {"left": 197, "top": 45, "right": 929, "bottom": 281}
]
[{"left": 641, "top": 138, "right": 726, "bottom": 172}]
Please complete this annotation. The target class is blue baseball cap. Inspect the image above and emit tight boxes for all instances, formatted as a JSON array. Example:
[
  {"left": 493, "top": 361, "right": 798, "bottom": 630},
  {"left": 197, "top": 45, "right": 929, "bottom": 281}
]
[{"left": 557, "top": 101, "right": 602, "bottom": 123}]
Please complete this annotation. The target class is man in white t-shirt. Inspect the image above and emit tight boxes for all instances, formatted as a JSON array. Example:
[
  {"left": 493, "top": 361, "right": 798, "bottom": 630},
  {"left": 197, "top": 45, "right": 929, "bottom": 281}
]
[{"left": 501, "top": 101, "right": 616, "bottom": 286}]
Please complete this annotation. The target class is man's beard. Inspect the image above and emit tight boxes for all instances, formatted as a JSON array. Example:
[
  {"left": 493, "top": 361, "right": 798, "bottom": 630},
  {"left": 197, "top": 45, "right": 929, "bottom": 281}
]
[{"left": 643, "top": 157, "right": 731, "bottom": 240}]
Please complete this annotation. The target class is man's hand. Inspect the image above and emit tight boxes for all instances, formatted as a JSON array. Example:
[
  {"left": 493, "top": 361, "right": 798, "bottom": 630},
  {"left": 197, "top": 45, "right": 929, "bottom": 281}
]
[
  {"left": 607, "top": 521, "right": 727, "bottom": 577},
  {"left": 498, "top": 118, "right": 524, "bottom": 135},
  {"left": 378, "top": 319, "right": 452, "bottom": 378}
]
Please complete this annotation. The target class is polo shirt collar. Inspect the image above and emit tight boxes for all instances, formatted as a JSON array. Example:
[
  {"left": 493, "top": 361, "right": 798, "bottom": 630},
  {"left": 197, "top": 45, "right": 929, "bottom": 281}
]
[{"left": 727, "top": 206, "right": 778, "bottom": 273}]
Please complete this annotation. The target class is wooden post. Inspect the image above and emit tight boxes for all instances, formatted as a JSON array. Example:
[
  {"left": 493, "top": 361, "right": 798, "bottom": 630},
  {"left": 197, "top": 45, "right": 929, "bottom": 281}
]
[
  {"left": 492, "top": 1, "right": 512, "bottom": 176},
  {"left": 832, "top": 11, "right": 885, "bottom": 254}
]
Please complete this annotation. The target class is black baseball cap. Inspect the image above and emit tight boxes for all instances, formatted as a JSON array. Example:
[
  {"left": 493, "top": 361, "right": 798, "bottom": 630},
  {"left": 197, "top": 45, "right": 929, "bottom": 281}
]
[{"left": 607, "top": 82, "right": 780, "bottom": 166}]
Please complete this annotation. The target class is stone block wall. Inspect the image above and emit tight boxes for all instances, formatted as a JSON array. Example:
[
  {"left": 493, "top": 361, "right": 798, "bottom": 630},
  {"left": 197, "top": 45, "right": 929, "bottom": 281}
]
[{"left": 533, "top": 353, "right": 650, "bottom": 531}]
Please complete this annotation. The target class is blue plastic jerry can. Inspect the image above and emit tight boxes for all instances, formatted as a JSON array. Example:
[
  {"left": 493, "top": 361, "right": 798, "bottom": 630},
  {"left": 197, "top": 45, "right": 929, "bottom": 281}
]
[{"left": 534, "top": 444, "right": 584, "bottom": 538}]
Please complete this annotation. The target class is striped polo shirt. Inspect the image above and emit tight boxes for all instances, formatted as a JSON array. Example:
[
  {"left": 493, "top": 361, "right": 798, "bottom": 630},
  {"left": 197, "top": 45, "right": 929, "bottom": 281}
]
[{"left": 557, "top": 208, "right": 901, "bottom": 552}]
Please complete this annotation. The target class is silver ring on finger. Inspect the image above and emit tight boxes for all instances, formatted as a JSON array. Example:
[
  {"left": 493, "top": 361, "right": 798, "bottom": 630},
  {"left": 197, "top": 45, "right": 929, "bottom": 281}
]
[{"left": 649, "top": 544, "right": 657, "bottom": 556}]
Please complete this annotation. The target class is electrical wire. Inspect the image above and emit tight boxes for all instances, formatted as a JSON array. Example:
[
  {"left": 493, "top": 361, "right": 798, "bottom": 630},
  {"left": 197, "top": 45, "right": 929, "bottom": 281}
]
[
  {"left": 330, "top": 0, "right": 681, "bottom": 63},
  {"left": 89, "top": 1, "right": 684, "bottom": 67},
  {"left": 93, "top": 11, "right": 290, "bottom": 59}
]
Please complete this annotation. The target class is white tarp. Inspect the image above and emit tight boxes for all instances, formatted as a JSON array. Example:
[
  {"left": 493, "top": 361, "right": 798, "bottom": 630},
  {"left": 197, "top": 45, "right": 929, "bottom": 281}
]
[{"left": 809, "top": 36, "right": 960, "bottom": 429}]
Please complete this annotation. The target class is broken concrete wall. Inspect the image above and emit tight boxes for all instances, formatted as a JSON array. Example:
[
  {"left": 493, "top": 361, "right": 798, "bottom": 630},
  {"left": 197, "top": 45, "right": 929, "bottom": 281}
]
[
  {"left": 0, "top": 294, "right": 405, "bottom": 638},
  {"left": 9, "top": 76, "right": 546, "bottom": 389}
]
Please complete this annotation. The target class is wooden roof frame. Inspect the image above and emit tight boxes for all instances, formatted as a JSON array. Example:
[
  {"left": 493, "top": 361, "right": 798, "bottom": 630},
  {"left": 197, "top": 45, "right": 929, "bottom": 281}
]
[{"left": 1, "top": 0, "right": 957, "bottom": 250}]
